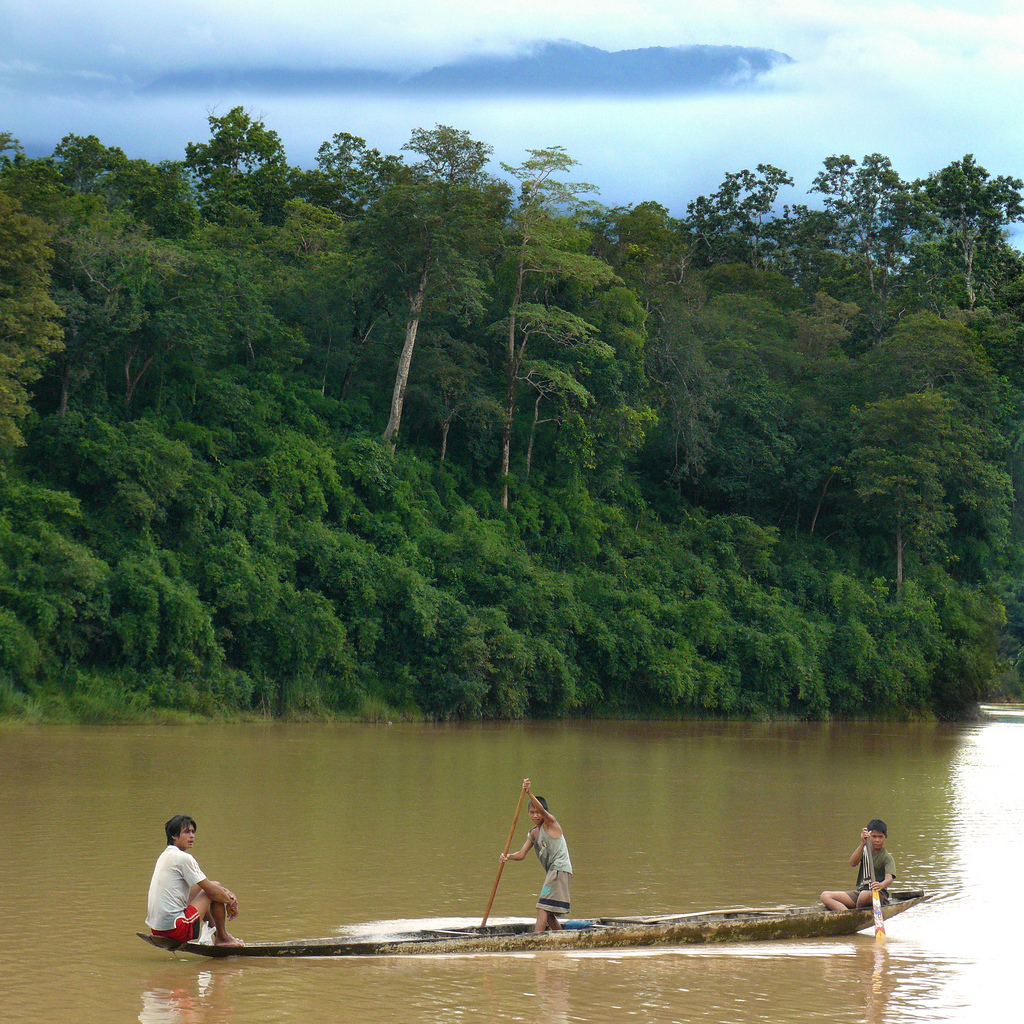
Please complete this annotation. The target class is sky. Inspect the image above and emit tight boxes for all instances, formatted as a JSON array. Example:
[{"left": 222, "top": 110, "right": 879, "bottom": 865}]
[{"left": 2, "top": 1, "right": 1023, "bottom": 215}]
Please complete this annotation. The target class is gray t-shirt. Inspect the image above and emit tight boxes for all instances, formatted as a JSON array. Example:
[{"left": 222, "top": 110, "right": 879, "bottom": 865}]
[
  {"left": 530, "top": 824, "right": 573, "bottom": 874},
  {"left": 146, "top": 845, "right": 206, "bottom": 930}
]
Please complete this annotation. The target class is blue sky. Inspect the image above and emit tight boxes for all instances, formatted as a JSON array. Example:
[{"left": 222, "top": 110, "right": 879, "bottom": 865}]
[{"left": 2, "top": 1, "right": 1023, "bottom": 215}]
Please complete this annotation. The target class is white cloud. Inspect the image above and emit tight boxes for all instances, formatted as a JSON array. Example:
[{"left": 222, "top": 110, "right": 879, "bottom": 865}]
[
  {"left": 2, "top": 1, "right": 1022, "bottom": 218},
  {"left": 7, "top": 1, "right": 1019, "bottom": 73}
]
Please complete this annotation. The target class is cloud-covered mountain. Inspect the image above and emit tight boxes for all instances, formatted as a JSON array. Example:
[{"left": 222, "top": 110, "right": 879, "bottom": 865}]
[{"left": 143, "top": 41, "right": 792, "bottom": 97}]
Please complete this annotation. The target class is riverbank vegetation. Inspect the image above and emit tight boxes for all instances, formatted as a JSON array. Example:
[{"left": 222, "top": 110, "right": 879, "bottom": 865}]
[{"left": 2, "top": 116, "right": 1023, "bottom": 722}]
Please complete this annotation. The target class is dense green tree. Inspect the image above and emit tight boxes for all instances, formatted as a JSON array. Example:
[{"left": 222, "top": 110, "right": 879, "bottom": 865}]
[
  {"left": 406, "top": 329, "right": 500, "bottom": 461},
  {"left": 185, "top": 107, "right": 294, "bottom": 225},
  {"left": 686, "top": 164, "right": 794, "bottom": 270},
  {"left": 0, "top": 470, "right": 108, "bottom": 690},
  {"left": 113, "top": 159, "right": 198, "bottom": 239},
  {"left": 371, "top": 125, "right": 505, "bottom": 445},
  {"left": 497, "top": 147, "right": 615, "bottom": 506},
  {"left": 301, "top": 131, "right": 405, "bottom": 218},
  {"left": 847, "top": 391, "right": 954, "bottom": 590},
  {"left": 266, "top": 198, "right": 376, "bottom": 397},
  {"left": 0, "top": 192, "right": 64, "bottom": 447},
  {"left": 643, "top": 294, "right": 724, "bottom": 486},
  {"left": 587, "top": 201, "right": 691, "bottom": 302},
  {"left": 920, "top": 154, "right": 1024, "bottom": 309},
  {"left": 809, "top": 153, "right": 926, "bottom": 338},
  {"left": 51, "top": 135, "right": 128, "bottom": 195}
]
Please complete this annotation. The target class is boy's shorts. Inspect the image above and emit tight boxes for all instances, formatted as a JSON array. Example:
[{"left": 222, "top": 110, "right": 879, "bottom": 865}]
[
  {"left": 845, "top": 888, "right": 890, "bottom": 906},
  {"left": 537, "top": 870, "right": 572, "bottom": 917},
  {"left": 152, "top": 905, "right": 202, "bottom": 942}
]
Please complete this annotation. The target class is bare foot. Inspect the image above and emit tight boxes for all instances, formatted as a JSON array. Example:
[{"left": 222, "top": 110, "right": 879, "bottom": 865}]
[{"left": 214, "top": 933, "right": 245, "bottom": 947}]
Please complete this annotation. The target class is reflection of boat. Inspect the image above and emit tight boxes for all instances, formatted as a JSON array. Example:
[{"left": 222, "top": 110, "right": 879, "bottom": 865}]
[{"left": 137, "top": 889, "right": 926, "bottom": 958}]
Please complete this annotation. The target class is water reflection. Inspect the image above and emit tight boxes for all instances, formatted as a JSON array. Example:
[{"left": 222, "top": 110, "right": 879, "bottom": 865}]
[
  {"left": 861, "top": 945, "right": 894, "bottom": 1024},
  {"left": 525, "top": 958, "right": 571, "bottom": 1024},
  {"left": 917, "top": 722, "right": 1024, "bottom": 1019},
  {"left": 139, "top": 965, "right": 243, "bottom": 1024}
]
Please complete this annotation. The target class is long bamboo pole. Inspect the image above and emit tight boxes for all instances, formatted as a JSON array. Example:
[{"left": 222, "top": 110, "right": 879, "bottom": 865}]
[{"left": 481, "top": 786, "right": 527, "bottom": 926}]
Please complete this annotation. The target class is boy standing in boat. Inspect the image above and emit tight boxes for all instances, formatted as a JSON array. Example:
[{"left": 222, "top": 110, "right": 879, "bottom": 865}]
[
  {"left": 146, "top": 814, "right": 244, "bottom": 947},
  {"left": 500, "top": 778, "right": 573, "bottom": 932},
  {"left": 820, "top": 818, "right": 895, "bottom": 912}
]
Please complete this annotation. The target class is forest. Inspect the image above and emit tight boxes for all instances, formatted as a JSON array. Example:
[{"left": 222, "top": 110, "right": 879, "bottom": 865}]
[{"left": 2, "top": 110, "right": 1023, "bottom": 722}]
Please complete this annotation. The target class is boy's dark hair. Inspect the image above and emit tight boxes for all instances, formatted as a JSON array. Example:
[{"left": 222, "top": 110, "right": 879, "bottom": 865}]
[
  {"left": 533, "top": 796, "right": 549, "bottom": 812},
  {"left": 165, "top": 814, "right": 197, "bottom": 845},
  {"left": 866, "top": 818, "right": 887, "bottom": 835}
]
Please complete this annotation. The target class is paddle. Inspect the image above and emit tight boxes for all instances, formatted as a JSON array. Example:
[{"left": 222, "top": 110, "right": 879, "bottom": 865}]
[
  {"left": 481, "top": 785, "right": 527, "bottom": 927},
  {"left": 863, "top": 834, "right": 886, "bottom": 940}
]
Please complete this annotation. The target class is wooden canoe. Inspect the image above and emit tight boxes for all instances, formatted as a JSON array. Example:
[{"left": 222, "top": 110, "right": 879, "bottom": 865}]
[{"left": 137, "top": 888, "right": 926, "bottom": 958}]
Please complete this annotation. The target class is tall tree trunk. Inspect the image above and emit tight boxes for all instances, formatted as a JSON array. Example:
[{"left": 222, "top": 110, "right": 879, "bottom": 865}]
[
  {"left": 320, "top": 326, "right": 333, "bottom": 396},
  {"left": 962, "top": 233, "right": 977, "bottom": 309},
  {"left": 383, "top": 266, "right": 429, "bottom": 446},
  {"left": 500, "top": 263, "right": 526, "bottom": 509},
  {"left": 525, "top": 392, "right": 543, "bottom": 481},
  {"left": 809, "top": 470, "right": 834, "bottom": 536},
  {"left": 124, "top": 348, "right": 154, "bottom": 416},
  {"left": 440, "top": 418, "right": 451, "bottom": 462},
  {"left": 895, "top": 521, "right": 904, "bottom": 595},
  {"left": 59, "top": 366, "right": 70, "bottom": 419},
  {"left": 500, "top": 363, "right": 515, "bottom": 509}
]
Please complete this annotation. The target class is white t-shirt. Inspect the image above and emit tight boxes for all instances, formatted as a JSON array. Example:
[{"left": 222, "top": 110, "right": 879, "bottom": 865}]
[{"left": 146, "top": 845, "right": 206, "bottom": 930}]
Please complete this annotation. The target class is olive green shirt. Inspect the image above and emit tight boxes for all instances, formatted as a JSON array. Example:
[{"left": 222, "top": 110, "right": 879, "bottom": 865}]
[{"left": 855, "top": 847, "right": 896, "bottom": 890}]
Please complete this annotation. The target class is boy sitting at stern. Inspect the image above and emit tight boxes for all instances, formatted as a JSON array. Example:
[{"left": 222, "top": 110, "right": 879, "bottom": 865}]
[{"left": 820, "top": 818, "right": 895, "bottom": 912}]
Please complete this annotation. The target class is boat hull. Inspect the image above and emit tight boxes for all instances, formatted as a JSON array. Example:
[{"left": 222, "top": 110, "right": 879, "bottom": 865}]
[{"left": 137, "top": 889, "right": 926, "bottom": 958}]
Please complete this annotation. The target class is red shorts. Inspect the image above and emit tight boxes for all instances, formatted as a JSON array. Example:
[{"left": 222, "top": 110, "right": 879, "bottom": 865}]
[{"left": 152, "top": 905, "right": 202, "bottom": 942}]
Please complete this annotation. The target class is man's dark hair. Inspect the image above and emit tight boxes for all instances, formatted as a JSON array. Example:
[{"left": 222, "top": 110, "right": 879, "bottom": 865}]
[
  {"left": 165, "top": 814, "right": 197, "bottom": 845},
  {"left": 866, "top": 818, "right": 887, "bottom": 835},
  {"left": 533, "top": 796, "right": 549, "bottom": 812}
]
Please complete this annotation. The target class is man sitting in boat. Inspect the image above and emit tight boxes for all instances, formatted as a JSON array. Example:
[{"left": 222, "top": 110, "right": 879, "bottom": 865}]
[
  {"left": 500, "top": 778, "right": 573, "bottom": 932},
  {"left": 145, "top": 814, "right": 244, "bottom": 948},
  {"left": 820, "top": 819, "right": 895, "bottom": 912}
]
